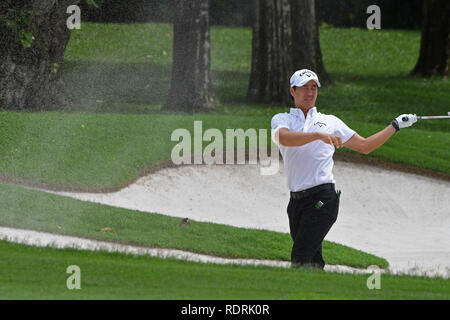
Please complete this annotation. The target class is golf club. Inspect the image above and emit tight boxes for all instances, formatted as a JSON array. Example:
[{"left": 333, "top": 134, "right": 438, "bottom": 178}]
[{"left": 402, "top": 112, "right": 450, "bottom": 121}]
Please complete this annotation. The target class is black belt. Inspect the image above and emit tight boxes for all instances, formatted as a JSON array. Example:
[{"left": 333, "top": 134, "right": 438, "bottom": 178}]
[{"left": 290, "top": 183, "right": 335, "bottom": 200}]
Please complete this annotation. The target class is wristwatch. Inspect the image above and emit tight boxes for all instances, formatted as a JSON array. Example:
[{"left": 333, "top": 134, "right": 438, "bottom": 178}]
[{"left": 391, "top": 120, "right": 400, "bottom": 132}]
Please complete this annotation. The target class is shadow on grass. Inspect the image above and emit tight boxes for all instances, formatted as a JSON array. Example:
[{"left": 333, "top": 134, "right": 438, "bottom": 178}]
[
  {"left": 60, "top": 60, "right": 251, "bottom": 114},
  {"left": 327, "top": 72, "right": 449, "bottom": 109},
  {"left": 317, "top": 72, "right": 449, "bottom": 132},
  {"left": 59, "top": 60, "right": 448, "bottom": 132}
]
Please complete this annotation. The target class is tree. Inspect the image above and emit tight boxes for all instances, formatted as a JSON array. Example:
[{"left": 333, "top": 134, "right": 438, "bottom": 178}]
[
  {"left": 0, "top": 0, "right": 80, "bottom": 110},
  {"left": 290, "top": 0, "right": 331, "bottom": 85},
  {"left": 410, "top": 0, "right": 449, "bottom": 77},
  {"left": 163, "top": 0, "right": 216, "bottom": 112},
  {"left": 247, "top": 0, "right": 291, "bottom": 104},
  {"left": 247, "top": 0, "right": 330, "bottom": 105}
]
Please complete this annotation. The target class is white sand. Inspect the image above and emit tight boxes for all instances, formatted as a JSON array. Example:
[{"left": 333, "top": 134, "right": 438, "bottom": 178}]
[{"left": 7, "top": 161, "right": 450, "bottom": 278}]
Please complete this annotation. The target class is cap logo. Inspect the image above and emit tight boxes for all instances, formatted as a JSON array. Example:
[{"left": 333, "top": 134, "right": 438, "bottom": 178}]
[
  {"left": 299, "top": 70, "right": 314, "bottom": 78},
  {"left": 291, "top": 69, "right": 320, "bottom": 88}
]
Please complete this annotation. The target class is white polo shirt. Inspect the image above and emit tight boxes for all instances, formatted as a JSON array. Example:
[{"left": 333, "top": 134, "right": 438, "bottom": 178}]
[{"left": 271, "top": 107, "right": 356, "bottom": 192}]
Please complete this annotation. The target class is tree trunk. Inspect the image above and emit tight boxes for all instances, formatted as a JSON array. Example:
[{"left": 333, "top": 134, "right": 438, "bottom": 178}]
[
  {"left": 247, "top": 0, "right": 330, "bottom": 105},
  {"left": 163, "top": 0, "right": 215, "bottom": 113},
  {"left": 290, "top": 0, "right": 331, "bottom": 85},
  {"left": 0, "top": 0, "right": 78, "bottom": 110},
  {"left": 247, "top": 0, "right": 266, "bottom": 101},
  {"left": 410, "top": 0, "right": 449, "bottom": 77},
  {"left": 247, "top": 0, "right": 293, "bottom": 104}
]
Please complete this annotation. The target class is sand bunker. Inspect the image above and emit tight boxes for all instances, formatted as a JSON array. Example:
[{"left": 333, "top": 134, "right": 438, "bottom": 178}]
[
  {"left": 10, "top": 161, "right": 450, "bottom": 278},
  {"left": 0, "top": 161, "right": 450, "bottom": 278}
]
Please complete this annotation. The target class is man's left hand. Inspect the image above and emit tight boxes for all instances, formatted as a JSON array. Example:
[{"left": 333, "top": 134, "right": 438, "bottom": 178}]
[{"left": 395, "top": 114, "right": 417, "bottom": 129}]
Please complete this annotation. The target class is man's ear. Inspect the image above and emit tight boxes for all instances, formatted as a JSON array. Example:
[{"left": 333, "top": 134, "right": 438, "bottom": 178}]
[{"left": 289, "top": 87, "right": 295, "bottom": 97}]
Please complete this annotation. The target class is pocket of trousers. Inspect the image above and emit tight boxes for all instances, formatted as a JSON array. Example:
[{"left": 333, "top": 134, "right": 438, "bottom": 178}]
[
  {"left": 312, "top": 190, "right": 339, "bottom": 221},
  {"left": 312, "top": 189, "right": 336, "bottom": 210}
]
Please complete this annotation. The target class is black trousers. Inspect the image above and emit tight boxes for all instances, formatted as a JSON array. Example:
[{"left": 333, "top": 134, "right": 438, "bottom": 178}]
[{"left": 287, "top": 184, "right": 340, "bottom": 269}]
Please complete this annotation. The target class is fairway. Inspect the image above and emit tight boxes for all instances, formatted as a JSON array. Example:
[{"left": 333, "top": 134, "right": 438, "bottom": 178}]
[{"left": 1, "top": 241, "right": 448, "bottom": 300}]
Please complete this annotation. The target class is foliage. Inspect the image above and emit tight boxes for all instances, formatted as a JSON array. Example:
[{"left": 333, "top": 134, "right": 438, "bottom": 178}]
[
  {"left": 0, "top": 0, "right": 99, "bottom": 49},
  {"left": 85, "top": 0, "right": 99, "bottom": 8},
  {"left": 0, "top": 8, "right": 35, "bottom": 48}
]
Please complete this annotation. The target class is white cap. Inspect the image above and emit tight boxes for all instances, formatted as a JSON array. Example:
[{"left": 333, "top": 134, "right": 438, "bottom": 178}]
[{"left": 290, "top": 69, "right": 321, "bottom": 88}]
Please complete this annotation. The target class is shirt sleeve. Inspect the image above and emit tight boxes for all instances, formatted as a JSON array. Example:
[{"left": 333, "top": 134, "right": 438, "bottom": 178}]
[
  {"left": 271, "top": 113, "right": 290, "bottom": 146},
  {"left": 331, "top": 115, "right": 356, "bottom": 143}
]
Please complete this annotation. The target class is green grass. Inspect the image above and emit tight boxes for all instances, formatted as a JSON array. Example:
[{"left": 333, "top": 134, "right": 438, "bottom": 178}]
[
  {"left": 0, "top": 110, "right": 448, "bottom": 188},
  {"left": 0, "top": 181, "right": 387, "bottom": 268},
  {"left": 63, "top": 23, "right": 449, "bottom": 132},
  {"left": 0, "top": 22, "right": 446, "bottom": 188},
  {"left": 1, "top": 241, "right": 448, "bottom": 300},
  {"left": 1, "top": 23, "right": 449, "bottom": 296}
]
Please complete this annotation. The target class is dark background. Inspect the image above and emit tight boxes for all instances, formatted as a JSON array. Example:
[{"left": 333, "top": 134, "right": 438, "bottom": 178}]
[{"left": 79, "top": 0, "right": 423, "bottom": 29}]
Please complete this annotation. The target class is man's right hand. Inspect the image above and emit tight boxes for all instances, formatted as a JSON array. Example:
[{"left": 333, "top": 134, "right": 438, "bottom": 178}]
[
  {"left": 277, "top": 128, "right": 343, "bottom": 148},
  {"left": 317, "top": 133, "right": 343, "bottom": 148}
]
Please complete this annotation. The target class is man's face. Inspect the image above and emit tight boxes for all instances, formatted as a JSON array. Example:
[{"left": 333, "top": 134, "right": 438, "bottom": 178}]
[{"left": 290, "top": 80, "right": 318, "bottom": 110}]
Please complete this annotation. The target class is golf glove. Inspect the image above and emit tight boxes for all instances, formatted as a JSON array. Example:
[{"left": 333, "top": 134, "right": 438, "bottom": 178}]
[{"left": 395, "top": 114, "right": 417, "bottom": 129}]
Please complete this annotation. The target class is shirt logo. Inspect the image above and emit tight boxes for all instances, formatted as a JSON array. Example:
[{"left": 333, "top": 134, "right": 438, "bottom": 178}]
[{"left": 314, "top": 121, "right": 327, "bottom": 127}]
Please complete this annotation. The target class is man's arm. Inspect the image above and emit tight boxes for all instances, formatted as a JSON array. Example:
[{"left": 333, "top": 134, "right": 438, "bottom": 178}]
[
  {"left": 344, "top": 114, "right": 417, "bottom": 154},
  {"left": 343, "top": 125, "right": 395, "bottom": 154},
  {"left": 277, "top": 128, "right": 343, "bottom": 147}
]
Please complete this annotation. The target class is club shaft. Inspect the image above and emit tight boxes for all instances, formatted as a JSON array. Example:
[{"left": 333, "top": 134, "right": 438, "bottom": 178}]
[{"left": 418, "top": 116, "right": 450, "bottom": 119}]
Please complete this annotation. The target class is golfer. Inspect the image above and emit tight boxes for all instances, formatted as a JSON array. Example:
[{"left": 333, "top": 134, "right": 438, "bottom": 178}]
[{"left": 271, "top": 69, "right": 417, "bottom": 269}]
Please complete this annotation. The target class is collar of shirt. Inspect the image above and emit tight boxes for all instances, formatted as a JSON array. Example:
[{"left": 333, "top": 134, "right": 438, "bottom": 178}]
[{"left": 289, "top": 107, "right": 318, "bottom": 122}]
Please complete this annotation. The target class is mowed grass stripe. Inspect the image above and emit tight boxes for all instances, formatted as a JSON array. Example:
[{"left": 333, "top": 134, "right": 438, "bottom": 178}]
[{"left": 0, "top": 241, "right": 448, "bottom": 300}]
